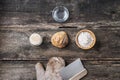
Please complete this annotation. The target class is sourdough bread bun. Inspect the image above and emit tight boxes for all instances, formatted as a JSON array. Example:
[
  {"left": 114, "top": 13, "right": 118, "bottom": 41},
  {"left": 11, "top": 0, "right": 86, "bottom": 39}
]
[{"left": 51, "top": 31, "right": 68, "bottom": 48}]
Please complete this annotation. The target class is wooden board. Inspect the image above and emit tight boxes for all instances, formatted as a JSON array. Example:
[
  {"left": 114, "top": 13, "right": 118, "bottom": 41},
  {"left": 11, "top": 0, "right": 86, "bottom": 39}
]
[
  {"left": 0, "top": 0, "right": 120, "bottom": 23},
  {"left": 0, "top": 0, "right": 120, "bottom": 80},
  {"left": 0, "top": 61, "right": 120, "bottom": 80},
  {"left": 0, "top": 23, "right": 120, "bottom": 80},
  {"left": 0, "top": 24, "right": 120, "bottom": 61}
]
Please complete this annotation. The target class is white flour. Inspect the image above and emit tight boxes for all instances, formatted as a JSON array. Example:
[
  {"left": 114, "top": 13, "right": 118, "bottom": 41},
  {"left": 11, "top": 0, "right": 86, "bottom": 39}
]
[{"left": 78, "top": 32, "right": 94, "bottom": 48}]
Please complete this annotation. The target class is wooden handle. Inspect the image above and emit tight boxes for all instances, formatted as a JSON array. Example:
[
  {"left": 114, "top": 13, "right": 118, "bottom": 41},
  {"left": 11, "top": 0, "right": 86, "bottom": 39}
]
[{"left": 69, "top": 69, "right": 87, "bottom": 80}]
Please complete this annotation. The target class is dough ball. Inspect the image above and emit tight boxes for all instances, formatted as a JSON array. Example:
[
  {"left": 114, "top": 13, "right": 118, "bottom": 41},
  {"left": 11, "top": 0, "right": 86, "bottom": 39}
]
[
  {"left": 29, "top": 33, "right": 43, "bottom": 46},
  {"left": 51, "top": 31, "right": 68, "bottom": 48}
]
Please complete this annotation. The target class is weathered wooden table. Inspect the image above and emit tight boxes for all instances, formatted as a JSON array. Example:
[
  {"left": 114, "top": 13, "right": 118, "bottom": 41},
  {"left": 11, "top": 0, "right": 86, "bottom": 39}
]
[{"left": 0, "top": 0, "right": 120, "bottom": 80}]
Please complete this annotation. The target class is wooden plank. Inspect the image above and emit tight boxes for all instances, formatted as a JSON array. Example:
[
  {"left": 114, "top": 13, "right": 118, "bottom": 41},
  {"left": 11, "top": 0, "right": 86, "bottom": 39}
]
[
  {"left": 0, "top": 60, "right": 119, "bottom": 80},
  {"left": 0, "top": 25, "right": 120, "bottom": 60},
  {"left": 0, "top": 0, "right": 120, "bottom": 23}
]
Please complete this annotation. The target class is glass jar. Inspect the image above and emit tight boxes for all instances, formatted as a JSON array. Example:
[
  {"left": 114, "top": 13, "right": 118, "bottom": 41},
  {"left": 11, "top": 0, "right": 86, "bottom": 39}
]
[{"left": 52, "top": 6, "right": 69, "bottom": 22}]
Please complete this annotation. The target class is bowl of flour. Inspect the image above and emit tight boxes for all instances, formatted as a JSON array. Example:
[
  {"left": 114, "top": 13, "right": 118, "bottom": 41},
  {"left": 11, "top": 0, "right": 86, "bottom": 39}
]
[{"left": 75, "top": 29, "right": 96, "bottom": 50}]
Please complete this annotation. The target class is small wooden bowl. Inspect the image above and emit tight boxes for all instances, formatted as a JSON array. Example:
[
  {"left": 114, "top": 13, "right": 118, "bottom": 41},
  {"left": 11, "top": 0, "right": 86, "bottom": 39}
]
[{"left": 75, "top": 29, "right": 96, "bottom": 50}]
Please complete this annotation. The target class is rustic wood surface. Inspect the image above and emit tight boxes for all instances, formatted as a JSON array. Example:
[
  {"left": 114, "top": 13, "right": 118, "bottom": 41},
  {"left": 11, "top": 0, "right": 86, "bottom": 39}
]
[
  {"left": 0, "top": 0, "right": 120, "bottom": 24},
  {"left": 0, "top": 61, "right": 120, "bottom": 80},
  {"left": 0, "top": 0, "right": 120, "bottom": 80},
  {"left": 0, "top": 24, "right": 120, "bottom": 61}
]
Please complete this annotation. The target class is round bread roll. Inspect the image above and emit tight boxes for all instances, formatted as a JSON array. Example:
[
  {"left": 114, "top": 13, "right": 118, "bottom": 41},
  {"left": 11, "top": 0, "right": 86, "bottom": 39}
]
[
  {"left": 51, "top": 31, "right": 68, "bottom": 48},
  {"left": 29, "top": 33, "right": 43, "bottom": 46}
]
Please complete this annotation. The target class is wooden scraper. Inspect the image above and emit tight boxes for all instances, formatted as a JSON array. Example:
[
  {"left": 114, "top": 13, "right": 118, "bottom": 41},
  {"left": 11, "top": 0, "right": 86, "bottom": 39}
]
[{"left": 60, "top": 58, "right": 87, "bottom": 80}]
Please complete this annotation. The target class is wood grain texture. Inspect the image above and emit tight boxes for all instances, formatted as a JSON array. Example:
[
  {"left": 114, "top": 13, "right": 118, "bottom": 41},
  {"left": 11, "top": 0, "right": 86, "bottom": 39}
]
[
  {"left": 0, "top": 24, "right": 120, "bottom": 61},
  {"left": 0, "top": 0, "right": 120, "bottom": 80},
  {"left": 0, "top": 61, "right": 120, "bottom": 80},
  {"left": 0, "top": 0, "right": 120, "bottom": 23}
]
